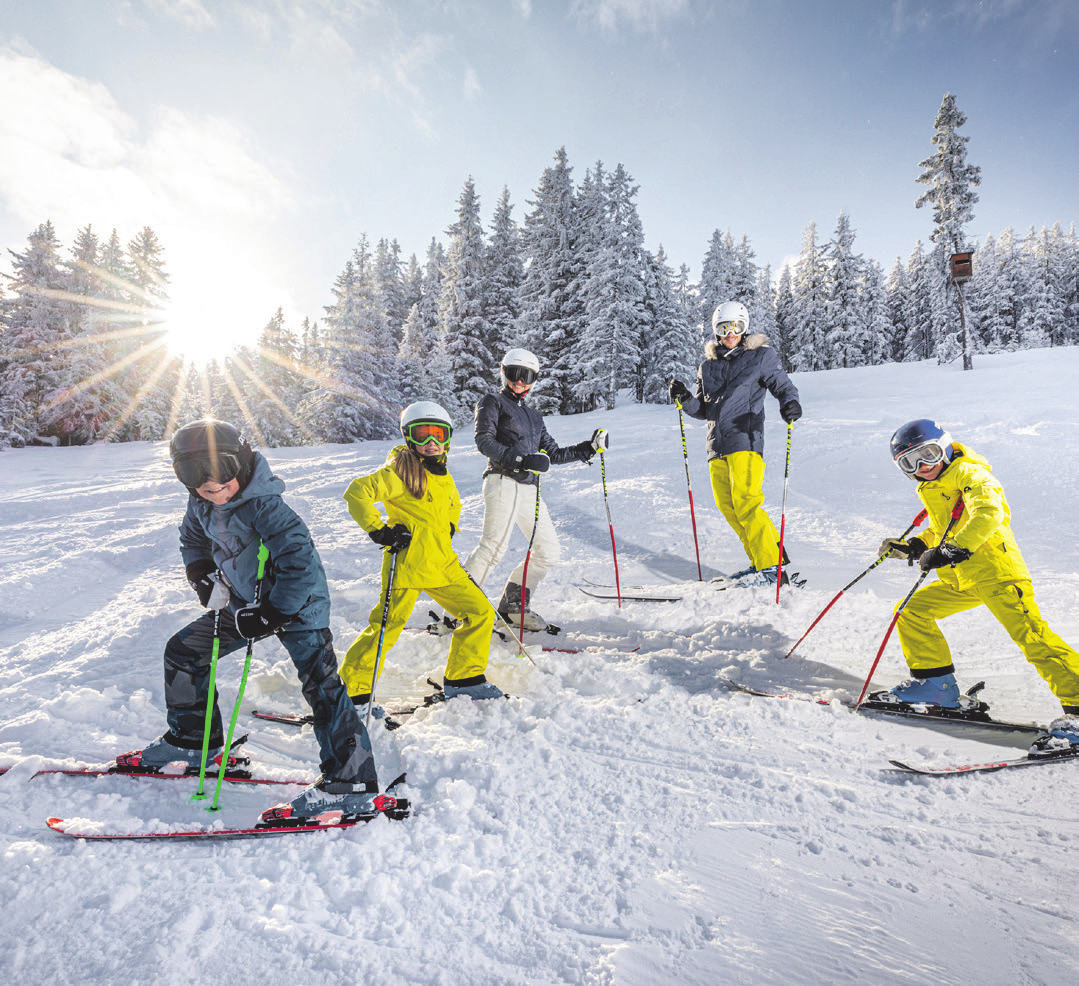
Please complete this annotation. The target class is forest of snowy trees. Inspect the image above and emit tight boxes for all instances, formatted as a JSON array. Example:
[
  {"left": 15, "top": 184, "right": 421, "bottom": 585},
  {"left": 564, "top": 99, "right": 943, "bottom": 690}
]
[{"left": 2, "top": 128, "right": 1078, "bottom": 450}]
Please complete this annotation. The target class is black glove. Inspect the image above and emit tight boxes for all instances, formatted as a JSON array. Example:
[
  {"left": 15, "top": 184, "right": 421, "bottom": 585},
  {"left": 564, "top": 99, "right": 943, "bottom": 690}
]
[
  {"left": 517, "top": 452, "right": 550, "bottom": 473},
  {"left": 186, "top": 560, "right": 230, "bottom": 609},
  {"left": 918, "top": 542, "right": 972, "bottom": 572},
  {"left": 590, "top": 428, "right": 610, "bottom": 452},
  {"left": 235, "top": 599, "right": 293, "bottom": 640},
  {"left": 878, "top": 536, "right": 927, "bottom": 566},
  {"left": 669, "top": 379, "right": 691, "bottom": 403},
  {"left": 368, "top": 523, "right": 413, "bottom": 552},
  {"left": 780, "top": 400, "right": 803, "bottom": 424}
]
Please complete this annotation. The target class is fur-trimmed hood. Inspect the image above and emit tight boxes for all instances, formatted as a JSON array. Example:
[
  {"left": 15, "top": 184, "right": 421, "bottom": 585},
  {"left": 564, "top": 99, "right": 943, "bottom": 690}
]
[{"left": 705, "top": 332, "right": 769, "bottom": 361}]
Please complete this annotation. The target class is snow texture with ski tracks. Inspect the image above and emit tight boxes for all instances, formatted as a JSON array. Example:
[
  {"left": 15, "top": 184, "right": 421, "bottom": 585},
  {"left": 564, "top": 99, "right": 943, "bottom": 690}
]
[{"left": 2, "top": 348, "right": 1078, "bottom": 984}]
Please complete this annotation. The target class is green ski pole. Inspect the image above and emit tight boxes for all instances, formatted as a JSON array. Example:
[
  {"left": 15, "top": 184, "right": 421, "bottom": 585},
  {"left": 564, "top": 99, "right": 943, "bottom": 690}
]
[
  {"left": 191, "top": 602, "right": 222, "bottom": 802},
  {"left": 208, "top": 540, "right": 269, "bottom": 812}
]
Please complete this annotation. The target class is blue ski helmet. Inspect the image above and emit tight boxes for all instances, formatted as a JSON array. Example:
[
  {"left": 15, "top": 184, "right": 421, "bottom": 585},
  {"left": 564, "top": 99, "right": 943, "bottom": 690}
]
[{"left": 890, "top": 419, "right": 954, "bottom": 478}]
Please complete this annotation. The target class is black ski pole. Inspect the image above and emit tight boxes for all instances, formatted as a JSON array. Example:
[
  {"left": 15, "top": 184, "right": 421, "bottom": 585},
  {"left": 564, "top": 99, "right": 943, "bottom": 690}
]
[
  {"left": 518, "top": 471, "right": 542, "bottom": 645},
  {"left": 673, "top": 394, "right": 702, "bottom": 580},
  {"left": 775, "top": 422, "right": 793, "bottom": 604},
  {"left": 366, "top": 545, "right": 401, "bottom": 732}
]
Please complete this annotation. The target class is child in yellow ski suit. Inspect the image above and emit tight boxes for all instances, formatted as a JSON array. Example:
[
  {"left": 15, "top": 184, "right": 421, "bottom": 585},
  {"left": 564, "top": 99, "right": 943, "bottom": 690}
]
[
  {"left": 878, "top": 419, "right": 1079, "bottom": 755},
  {"left": 338, "top": 402, "right": 499, "bottom": 703}
]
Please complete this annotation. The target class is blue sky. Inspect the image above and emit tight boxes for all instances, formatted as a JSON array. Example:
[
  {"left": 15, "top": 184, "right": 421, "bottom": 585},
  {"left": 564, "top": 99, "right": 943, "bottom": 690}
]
[{"left": 1, "top": 0, "right": 1077, "bottom": 358}]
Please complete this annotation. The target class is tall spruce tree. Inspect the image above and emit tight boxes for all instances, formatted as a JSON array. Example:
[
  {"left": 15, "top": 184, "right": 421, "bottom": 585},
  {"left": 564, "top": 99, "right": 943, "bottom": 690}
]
[
  {"left": 439, "top": 177, "right": 497, "bottom": 421},
  {"left": 915, "top": 93, "right": 981, "bottom": 369}
]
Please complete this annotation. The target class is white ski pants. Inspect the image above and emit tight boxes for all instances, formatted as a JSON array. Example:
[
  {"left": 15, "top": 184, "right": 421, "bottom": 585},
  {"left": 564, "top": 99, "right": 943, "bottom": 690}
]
[{"left": 463, "top": 473, "right": 560, "bottom": 591}]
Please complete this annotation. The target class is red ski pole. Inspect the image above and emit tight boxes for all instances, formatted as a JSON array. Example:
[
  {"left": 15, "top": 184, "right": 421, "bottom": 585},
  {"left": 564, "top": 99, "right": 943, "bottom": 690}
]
[
  {"left": 855, "top": 499, "right": 964, "bottom": 707},
  {"left": 785, "top": 508, "right": 928, "bottom": 659},
  {"left": 675, "top": 399, "right": 703, "bottom": 580},
  {"left": 598, "top": 448, "right": 621, "bottom": 607}
]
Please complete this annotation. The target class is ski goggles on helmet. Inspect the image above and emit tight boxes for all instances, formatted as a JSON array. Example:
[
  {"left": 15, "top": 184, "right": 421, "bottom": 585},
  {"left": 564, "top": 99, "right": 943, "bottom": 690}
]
[
  {"left": 715, "top": 320, "right": 745, "bottom": 339},
  {"left": 405, "top": 421, "right": 452, "bottom": 448},
  {"left": 894, "top": 441, "right": 946, "bottom": 477},
  {"left": 503, "top": 364, "right": 538, "bottom": 385},
  {"left": 173, "top": 451, "right": 243, "bottom": 489}
]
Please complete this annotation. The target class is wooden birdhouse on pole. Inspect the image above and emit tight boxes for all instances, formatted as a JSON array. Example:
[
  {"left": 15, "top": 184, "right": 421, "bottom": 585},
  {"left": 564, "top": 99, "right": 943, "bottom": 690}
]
[{"left": 950, "top": 251, "right": 973, "bottom": 285}]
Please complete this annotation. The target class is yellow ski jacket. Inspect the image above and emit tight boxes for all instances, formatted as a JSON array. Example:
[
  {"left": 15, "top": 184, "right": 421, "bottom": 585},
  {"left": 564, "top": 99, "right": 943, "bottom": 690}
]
[
  {"left": 343, "top": 447, "right": 467, "bottom": 589},
  {"left": 915, "top": 442, "right": 1030, "bottom": 590}
]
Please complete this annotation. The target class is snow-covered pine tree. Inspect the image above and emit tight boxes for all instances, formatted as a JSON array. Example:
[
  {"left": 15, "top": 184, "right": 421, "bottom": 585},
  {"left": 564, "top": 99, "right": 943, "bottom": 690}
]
[
  {"left": 884, "top": 257, "right": 912, "bottom": 363},
  {"left": 902, "top": 241, "right": 935, "bottom": 361},
  {"left": 419, "top": 238, "right": 446, "bottom": 338},
  {"left": 375, "top": 238, "right": 408, "bottom": 344},
  {"left": 573, "top": 162, "right": 647, "bottom": 410},
  {"left": 485, "top": 186, "right": 523, "bottom": 359},
  {"left": 824, "top": 212, "right": 867, "bottom": 368},
  {"left": 120, "top": 226, "right": 179, "bottom": 441},
  {"left": 439, "top": 177, "right": 497, "bottom": 422},
  {"left": 696, "top": 229, "right": 738, "bottom": 346},
  {"left": 640, "top": 246, "right": 697, "bottom": 403},
  {"left": 858, "top": 260, "right": 891, "bottom": 367},
  {"left": 240, "top": 307, "right": 307, "bottom": 446},
  {"left": 751, "top": 265, "right": 779, "bottom": 355},
  {"left": 397, "top": 303, "right": 431, "bottom": 405},
  {"left": 0, "top": 221, "right": 69, "bottom": 447},
  {"left": 303, "top": 239, "right": 400, "bottom": 442},
  {"left": 517, "top": 147, "right": 585, "bottom": 414},
  {"left": 772, "top": 265, "right": 797, "bottom": 373},
  {"left": 39, "top": 225, "right": 120, "bottom": 444},
  {"left": 788, "top": 222, "right": 829, "bottom": 370},
  {"left": 915, "top": 92, "right": 981, "bottom": 370}
]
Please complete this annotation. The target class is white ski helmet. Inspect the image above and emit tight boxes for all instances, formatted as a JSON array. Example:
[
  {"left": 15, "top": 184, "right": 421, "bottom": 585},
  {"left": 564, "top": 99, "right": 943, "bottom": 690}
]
[
  {"left": 400, "top": 401, "right": 454, "bottom": 450},
  {"left": 711, "top": 301, "right": 749, "bottom": 341},
  {"left": 500, "top": 347, "right": 540, "bottom": 388}
]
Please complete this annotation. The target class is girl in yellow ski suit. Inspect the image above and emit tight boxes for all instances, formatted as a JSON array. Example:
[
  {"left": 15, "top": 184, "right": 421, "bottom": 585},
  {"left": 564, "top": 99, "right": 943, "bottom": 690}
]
[
  {"left": 892, "top": 440, "right": 1079, "bottom": 712},
  {"left": 338, "top": 417, "right": 496, "bottom": 702}
]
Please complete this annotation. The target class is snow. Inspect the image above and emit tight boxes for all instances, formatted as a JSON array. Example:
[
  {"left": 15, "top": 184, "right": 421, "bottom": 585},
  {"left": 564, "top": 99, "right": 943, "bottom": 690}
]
[{"left": 2, "top": 348, "right": 1079, "bottom": 985}]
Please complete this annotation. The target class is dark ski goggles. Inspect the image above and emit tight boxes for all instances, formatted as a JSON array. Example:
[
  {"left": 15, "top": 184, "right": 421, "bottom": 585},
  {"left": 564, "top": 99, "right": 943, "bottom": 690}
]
[
  {"left": 173, "top": 451, "right": 243, "bottom": 488},
  {"left": 504, "top": 364, "right": 538, "bottom": 385},
  {"left": 894, "top": 441, "right": 946, "bottom": 476},
  {"left": 405, "top": 421, "right": 452, "bottom": 448}
]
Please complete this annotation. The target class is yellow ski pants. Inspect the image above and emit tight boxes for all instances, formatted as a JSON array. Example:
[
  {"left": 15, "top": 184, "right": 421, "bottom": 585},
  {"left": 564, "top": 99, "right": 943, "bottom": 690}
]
[
  {"left": 708, "top": 451, "right": 782, "bottom": 571},
  {"left": 339, "top": 558, "right": 495, "bottom": 697},
  {"left": 896, "top": 579, "right": 1079, "bottom": 706}
]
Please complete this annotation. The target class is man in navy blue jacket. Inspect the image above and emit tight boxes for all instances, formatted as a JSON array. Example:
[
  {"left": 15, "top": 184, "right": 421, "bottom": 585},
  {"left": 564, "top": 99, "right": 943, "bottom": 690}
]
[{"left": 669, "top": 301, "right": 803, "bottom": 587}]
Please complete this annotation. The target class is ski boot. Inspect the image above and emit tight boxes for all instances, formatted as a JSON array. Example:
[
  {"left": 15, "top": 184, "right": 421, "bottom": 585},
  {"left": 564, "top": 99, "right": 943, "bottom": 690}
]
[
  {"left": 1029, "top": 714, "right": 1079, "bottom": 759},
  {"left": 114, "top": 733, "right": 249, "bottom": 776},
  {"left": 258, "top": 776, "right": 382, "bottom": 827},
  {"left": 426, "top": 610, "right": 460, "bottom": 636},
  {"left": 497, "top": 581, "right": 549, "bottom": 632},
  {"left": 443, "top": 674, "right": 504, "bottom": 701},
  {"left": 867, "top": 673, "right": 961, "bottom": 708}
]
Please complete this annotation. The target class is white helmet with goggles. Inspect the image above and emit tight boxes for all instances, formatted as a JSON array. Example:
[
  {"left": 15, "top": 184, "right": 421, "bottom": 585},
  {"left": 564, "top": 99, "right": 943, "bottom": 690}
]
[
  {"left": 500, "top": 348, "right": 540, "bottom": 388},
  {"left": 400, "top": 401, "right": 453, "bottom": 450},
  {"left": 711, "top": 301, "right": 749, "bottom": 342}
]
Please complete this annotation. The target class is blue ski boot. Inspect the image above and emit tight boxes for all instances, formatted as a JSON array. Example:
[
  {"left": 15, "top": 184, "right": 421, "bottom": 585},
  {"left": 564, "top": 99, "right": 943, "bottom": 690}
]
[
  {"left": 443, "top": 675, "right": 504, "bottom": 701},
  {"left": 877, "top": 673, "right": 961, "bottom": 708},
  {"left": 1029, "top": 715, "right": 1079, "bottom": 758}
]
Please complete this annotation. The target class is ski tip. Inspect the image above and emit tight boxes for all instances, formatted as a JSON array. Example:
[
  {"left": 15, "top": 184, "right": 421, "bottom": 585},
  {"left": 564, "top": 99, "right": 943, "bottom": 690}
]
[{"left": 46, "top": 817, "right": 67, "bottom": 833}]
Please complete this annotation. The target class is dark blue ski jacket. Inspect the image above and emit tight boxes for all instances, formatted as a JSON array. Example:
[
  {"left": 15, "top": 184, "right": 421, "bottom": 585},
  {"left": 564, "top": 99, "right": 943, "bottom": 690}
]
[
  {"left": 474, "top": 388, "right": 593, "bottom": 487},
  {"left": 679, "top": 334, "right": 799, "bottom": 460},
  {"left": 178, "top": 452, "right": 330, "bottom": 627}
]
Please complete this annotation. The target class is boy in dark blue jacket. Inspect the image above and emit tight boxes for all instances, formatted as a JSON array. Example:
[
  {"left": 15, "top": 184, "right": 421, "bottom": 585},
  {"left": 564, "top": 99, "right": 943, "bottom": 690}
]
[{"left": 118, "top": 419, "right": 380, "bottom": 821}]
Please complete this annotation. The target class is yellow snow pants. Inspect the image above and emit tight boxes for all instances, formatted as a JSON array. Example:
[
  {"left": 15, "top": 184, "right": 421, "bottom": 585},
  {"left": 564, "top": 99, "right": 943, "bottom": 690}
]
[
  {"left": 338, "top": 558, "right": 495, "bottom": 697},
  {"left": 709, "top": 451, "right": 782, "bottom": 571},
  {"left": 896, "top": 579, "right": 1079, "bottom": 707}
]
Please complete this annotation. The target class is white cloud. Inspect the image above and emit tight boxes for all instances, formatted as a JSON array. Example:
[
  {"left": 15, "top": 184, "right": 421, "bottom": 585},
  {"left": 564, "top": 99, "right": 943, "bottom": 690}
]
[
  {"left": 0, "top": 46, "right": 298, "bottom": 353},
  {"left": 463, "top": 64, "right": 482, "bottom": 100},
  {"left": 143, "top": 0, "right": 217, "bottom": 31},
  {"left": 571, "top": 0, "right": 689, "bottom": 34}
]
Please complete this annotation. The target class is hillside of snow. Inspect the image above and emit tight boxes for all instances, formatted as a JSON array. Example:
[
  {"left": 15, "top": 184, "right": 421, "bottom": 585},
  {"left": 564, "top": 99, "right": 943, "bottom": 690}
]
[{"left": 1, "top": 347, "right": 1078, "bottom": 985}]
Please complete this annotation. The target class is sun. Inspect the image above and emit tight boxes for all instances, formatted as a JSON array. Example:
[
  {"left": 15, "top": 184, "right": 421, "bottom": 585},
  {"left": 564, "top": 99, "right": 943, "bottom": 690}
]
[{"left": 156, "top": 247, "right": 285, "bottom": 365}]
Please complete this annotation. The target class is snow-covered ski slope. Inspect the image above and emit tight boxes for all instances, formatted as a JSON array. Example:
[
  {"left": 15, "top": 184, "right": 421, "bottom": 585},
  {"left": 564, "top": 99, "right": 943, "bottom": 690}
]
[{"left": 2, "top": 348, "right": 1078, "bottom": 985}]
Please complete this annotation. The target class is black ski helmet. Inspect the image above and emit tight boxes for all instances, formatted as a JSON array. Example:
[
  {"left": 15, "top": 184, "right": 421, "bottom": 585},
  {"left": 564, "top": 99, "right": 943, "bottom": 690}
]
[
  {"left": 889, "top": 419, "right": 954, "bottom": 478},
  {"left": 169, "top": 419, "right": 254, "bottom": 491}
]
